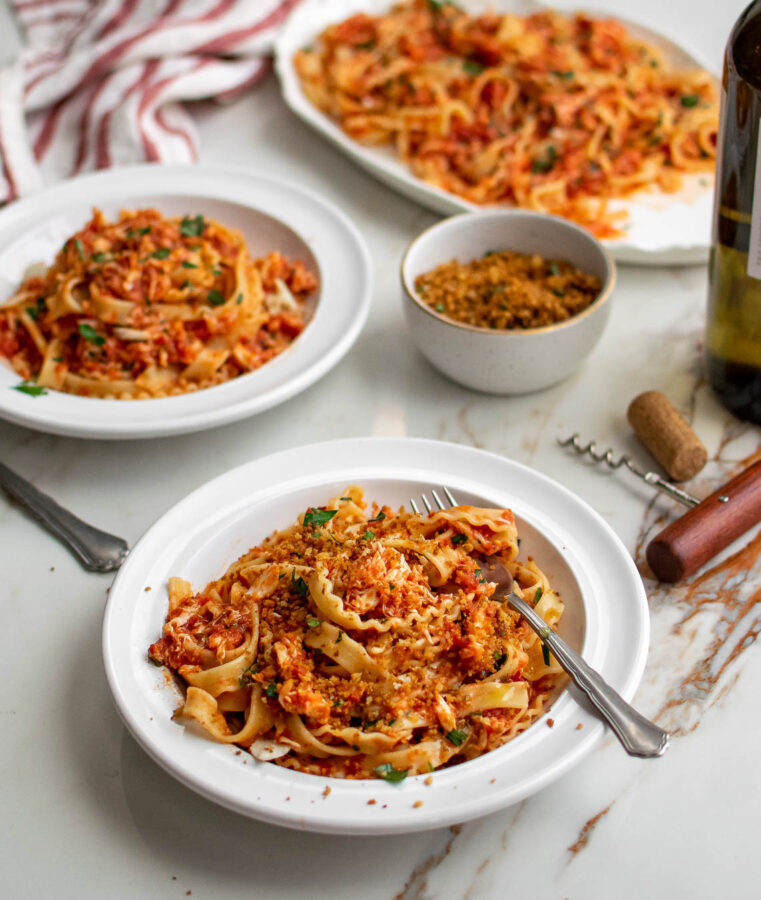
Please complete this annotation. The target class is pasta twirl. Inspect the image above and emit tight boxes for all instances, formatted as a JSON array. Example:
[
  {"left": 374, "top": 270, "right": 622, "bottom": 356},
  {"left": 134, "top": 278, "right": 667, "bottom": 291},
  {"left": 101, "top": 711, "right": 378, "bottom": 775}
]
[
  {"left": 294, "top": 0, "right": 719, "bottom": 238},
  {"left": 149, "top": 487, "right": 565, "bottom": 780},
  {"left": 0, "top": 209, "right": 317, "bottom": 399}
]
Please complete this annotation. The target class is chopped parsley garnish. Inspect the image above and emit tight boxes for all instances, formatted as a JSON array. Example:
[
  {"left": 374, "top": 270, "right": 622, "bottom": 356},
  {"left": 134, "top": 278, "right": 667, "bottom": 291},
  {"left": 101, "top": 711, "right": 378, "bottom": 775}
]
[
  {"left": 291, "top": 568, "right": 308, "bottom": 597},
  {"left": 127, "top": 226, "right": 152, "bottom": 238},
  {"left": 680, "top": 94, "right": 700, "bottom": 108},
  {"left": 264, "top": 683, "right": 279, "bottom": 699},
  {"left": 303, "top": 508, "right": 338, "bottom": 527},
  {"left": 368, "top": 510, "right": 386, "bottom": 523},
  {"left": 180, "top": 215, "right": 206, "bottom": 237},
  {"left": 25, "top": 297, "right": 45, "bottom": 321},
  {"left": 150, "top": 247, "right": 170, "bottom": 259},
  {"left": 181, "top": 260, "right": 197, "bottom": 269},
  {"left": 238, "top": 663, "right": 259, "bottom": 687},
  {"left": 463, "top": 59, "right": 485, "bottom": 75},
  {"left": 388, "top": 582, "right": 396, "bottom": 591},
  {"left": 531, "top": 145, "right": 558, "bottom": 174},
  {"left": 542, "top": 644, "right": 551, "bottom": 667},
  {"left": 332, "top": 699, "right": 345, "bottom": 707},
  {"left": 534, "top": 586, "right": 543, "bottom": 604},
  {"left": 493, "top": 651, "right": 507, "bottom": 669},
  {"left": 451, "top": 533, "right": 467, "bottom": 545},
  {"left": 311, "top": 531, "right": 321, "bottom": 539},
  {"left": 356, "top": 40, "right": 376, "bottom": 50},
  {"left": 73, "top": 238, "right": 84, "bottom": 259},
  {"left": 12, "top": 381, "right": 47, "bottom": 396},
  {"left": 235, "top": 293, "right": 243, "bottom": 304},
  {"left": 434, "top": 303, "right": 446, "bottom": 313},
  {"left": 552, "top": 70, "right": 575, "bottom": 79},
  {"left": 362, "top": 529, "right": 375, "bottom": 540},
  {"left": 335, "top": 632, "right": 343, "bottom": 643},
  {"left": 91, "top": 252, "right": 111, "bottom": 263},
  {"left": 207, "top": 289, "right": 226, "bottom": 306},
  {"left": 340, "top": 496, "right": 352, "bottom": 501},
  {"left": 427, "top": 762, "right": 435, "bottom": 772},
  {"left": 374, "top": 763, "right": 408, "bottom": 783},
  {"left": 474, "top": 567, "right": 487, "bottom": 584},
  {"left": 78, "top": 323, "right": 105, "bottom": 345},
  {"left": 445, "top": 728, "right": 468, "bottom": 746},
  {"left": 549, "top": 262, "right": 560, "bottom": 276},
  {"left": 306, "top": 616, "right": 321, "bottom": 628}
]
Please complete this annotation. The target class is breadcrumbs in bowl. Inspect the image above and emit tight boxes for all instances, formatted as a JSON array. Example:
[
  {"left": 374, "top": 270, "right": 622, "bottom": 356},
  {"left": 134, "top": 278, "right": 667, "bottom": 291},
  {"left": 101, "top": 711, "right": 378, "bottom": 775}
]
[
  {"left": 401, "top": 210, "right": 615, "bottom": 395},
  {"left": 415, "top": 251, "right": 602, "bottom": 331}
]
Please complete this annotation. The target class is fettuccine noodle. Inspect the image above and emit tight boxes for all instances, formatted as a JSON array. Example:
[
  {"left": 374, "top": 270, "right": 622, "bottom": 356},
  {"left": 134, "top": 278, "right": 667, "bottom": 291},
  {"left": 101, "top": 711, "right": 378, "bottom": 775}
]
[
  {"left": 294, "top": 0, "right": 718, "bottom": 237},
  {"left": 149, "top": 487, "right": 565, "bottom": 780}
]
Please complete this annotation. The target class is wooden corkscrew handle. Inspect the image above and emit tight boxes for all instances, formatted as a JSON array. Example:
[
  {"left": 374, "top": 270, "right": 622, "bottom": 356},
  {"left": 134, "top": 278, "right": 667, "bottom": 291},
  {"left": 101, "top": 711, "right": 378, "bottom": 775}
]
[{"left": 646, "top": 459, "right": 761, "bottom": 582}]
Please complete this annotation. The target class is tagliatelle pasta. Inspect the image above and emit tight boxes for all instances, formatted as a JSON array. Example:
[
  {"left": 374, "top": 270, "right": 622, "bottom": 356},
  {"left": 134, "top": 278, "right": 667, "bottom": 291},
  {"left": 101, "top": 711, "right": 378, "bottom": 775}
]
[
  {"left": 0, "top": 208, "right": 317, "bottom": 399},
  {"left": 294, "top": 0, "right": 718, "bottom": 237},
  {"left": 149, "top": 487, "right": 565, "bottom": 780}
]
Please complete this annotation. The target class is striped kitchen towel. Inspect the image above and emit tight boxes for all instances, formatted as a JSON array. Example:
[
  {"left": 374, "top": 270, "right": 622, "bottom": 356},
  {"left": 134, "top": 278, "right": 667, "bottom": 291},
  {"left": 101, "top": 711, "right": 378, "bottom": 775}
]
[{"left": 0, "top": 0, "right": 301, "bottom": 203}]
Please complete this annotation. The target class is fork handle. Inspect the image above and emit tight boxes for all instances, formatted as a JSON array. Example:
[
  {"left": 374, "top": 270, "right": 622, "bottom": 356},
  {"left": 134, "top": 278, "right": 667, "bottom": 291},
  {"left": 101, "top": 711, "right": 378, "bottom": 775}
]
[
  {"left": 508, "top": 593, "right": 669, "bottom": 758},
  {"left": 0, "top": 462, "right": 129, "bottom": 573}
]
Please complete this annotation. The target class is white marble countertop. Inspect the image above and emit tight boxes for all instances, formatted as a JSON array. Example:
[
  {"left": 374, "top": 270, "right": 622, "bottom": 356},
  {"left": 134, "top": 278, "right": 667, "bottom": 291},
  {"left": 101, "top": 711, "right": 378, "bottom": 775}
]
[{"left": 3, "top": 1, "right": 760, "bottom": 897}]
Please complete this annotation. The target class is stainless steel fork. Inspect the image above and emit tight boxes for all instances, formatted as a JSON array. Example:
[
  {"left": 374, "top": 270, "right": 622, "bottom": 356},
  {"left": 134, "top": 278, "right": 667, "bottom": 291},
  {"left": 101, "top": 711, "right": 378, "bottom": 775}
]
[{"left": 413, "top": 487, "right": 669, "bottom": 759}]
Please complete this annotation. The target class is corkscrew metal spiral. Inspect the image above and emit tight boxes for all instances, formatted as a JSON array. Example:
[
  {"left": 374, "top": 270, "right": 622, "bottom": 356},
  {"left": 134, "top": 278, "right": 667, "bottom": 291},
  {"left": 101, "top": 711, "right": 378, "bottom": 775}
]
[{"left": 557, "top": 433, "right": 700, "bottom": 509}]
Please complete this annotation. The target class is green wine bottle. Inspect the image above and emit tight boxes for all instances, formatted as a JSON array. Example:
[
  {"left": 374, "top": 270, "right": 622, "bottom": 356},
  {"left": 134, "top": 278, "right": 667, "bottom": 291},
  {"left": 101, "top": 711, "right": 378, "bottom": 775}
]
[{"left": 706, "top": 0, "right": 761, "bottom": 421}]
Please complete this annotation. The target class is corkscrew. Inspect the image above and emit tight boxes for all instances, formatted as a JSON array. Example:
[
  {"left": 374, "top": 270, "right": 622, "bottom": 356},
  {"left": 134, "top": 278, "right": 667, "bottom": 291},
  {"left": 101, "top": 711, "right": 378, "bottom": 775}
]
[{"left": 558, "top": 434, "right": 761, "bottom": 582}]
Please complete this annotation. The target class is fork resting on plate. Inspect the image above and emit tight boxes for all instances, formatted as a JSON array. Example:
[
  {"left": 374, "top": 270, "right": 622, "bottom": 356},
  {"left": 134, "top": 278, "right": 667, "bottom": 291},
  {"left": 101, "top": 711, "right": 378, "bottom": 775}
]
[{"left": 414, "top": 488, "right": 669, "bottom": 759}]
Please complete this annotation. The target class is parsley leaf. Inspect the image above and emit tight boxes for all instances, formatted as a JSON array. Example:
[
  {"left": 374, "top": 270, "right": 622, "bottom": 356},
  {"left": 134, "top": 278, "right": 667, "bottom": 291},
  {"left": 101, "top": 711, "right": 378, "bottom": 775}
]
[
  {"left": 362, "top": 529, "right": 375, "bottom": 541},
  {"left": 150, "top": 247, "right": 170, "bottom": 259},
  {"left": 552, "top": 69, "right": 574, "bottom": 79},
  {"left": 463, "top": 59, "right": 485, "bottom": 75},
  {"left": 332, "top": 699, "right": 345, "bottom": 707},
  {"left": 451, "top": 534, "right": 467, "bottom": 545},
  {"left": 369, "top": 510, "right": 386, "bottom": 523},
  {"left": 446, "top": 729, "right": 468, "bottom": 746},
  {"left": 73, "top": 238, "right": 84, "bottom": 259},
  {"left": 534, "top": 586, "right": 543, "bottom": 604},
  {"left": 493, "top": 651, "right": 507, "bottom": 669},
  {"left": 12, "top": 381, "right": 47, "bottom": 397},
  {"left": 78, "top": 323, "right": 105, "bottom": 345},
  {"left": 291, "top": 568, "right": 308, "bottom": 597},
  {"left": 374, "top": 763, "right": 408, "bottom": 783},
  {"left": 531, "top": 145, "right": 558, "bottom": 174},
  {"left": 181, "top": 260, "right": 197, "bottom": 269},
  {"left": 180, "top": 215, "right": 205, "bottom": 237},
  {"left": 306, "top": 616, "right": 321, "bottom": 628},
  {"left": 542, "top": 644, "right": 551, "bottom": 667},
  {"left": 549, "top": 262, "right": 560, "bottom": 276},
  {"left": 235, "top": 293, "right": 243, "bottom": 305},
  {"left": 25, "top": 297, "right": 45, "bottom": 321},
  {"left": 127, "top": 226, "right": 152, "bottom": 238},
  {"left": 340, "top": 496, "right": 352, "bottom": 501},
  {"left": 207, "top": 289, "right": 226, "bottom": 306},
  {"left": 303, "top": 508, "right": 338, "bottom": 527},
  {"left": 680, "top": 94, "right": 700, "bottom": 108},
  {"left": 264, "top": 683, "right": 279, "bottom": 699},
  {"left": 91, "top": 252, "right": 111, "bottom": 263}
]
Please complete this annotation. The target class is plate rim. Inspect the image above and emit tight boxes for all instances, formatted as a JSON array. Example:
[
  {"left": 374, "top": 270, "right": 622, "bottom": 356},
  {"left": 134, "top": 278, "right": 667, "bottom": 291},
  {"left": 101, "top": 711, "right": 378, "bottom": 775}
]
[
  {"left": 102, "top": 436, "right": 650, "bottom": 834},
  {"left": 0, "top": 164, "right": 373, "bottom": 439},
  {"left": 274, "top": 0, "right": 717, "bottom": 267}
]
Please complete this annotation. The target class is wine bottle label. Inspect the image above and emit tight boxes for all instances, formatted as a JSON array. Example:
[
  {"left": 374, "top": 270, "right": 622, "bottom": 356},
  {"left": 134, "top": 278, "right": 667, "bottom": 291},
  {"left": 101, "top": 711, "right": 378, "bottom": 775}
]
[{"left": 749, "top": 122, "right": 761, "bottom": 279}]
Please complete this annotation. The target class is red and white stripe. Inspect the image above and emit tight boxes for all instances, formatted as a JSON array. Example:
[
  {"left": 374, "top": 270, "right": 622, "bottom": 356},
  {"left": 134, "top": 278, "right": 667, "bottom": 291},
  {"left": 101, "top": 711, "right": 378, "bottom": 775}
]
[{"left": 0, "top": 0, "right": 301, "bottom": 202}]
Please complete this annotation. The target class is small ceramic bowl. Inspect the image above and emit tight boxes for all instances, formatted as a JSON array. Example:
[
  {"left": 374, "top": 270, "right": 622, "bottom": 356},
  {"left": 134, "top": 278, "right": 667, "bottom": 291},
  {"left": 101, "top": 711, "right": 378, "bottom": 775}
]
[{"left": 401, "top": 211, "right": 616, "bottom": 394}]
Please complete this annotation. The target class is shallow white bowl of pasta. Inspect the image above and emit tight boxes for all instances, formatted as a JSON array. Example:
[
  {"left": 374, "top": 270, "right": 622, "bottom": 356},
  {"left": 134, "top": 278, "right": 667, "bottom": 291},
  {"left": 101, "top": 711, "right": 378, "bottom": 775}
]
[
  {"left": 102, "top": 437, "right": 649, "bottom": 834},
  {"left": 0, "top": 165, "right": 371, "bottom": 439}
]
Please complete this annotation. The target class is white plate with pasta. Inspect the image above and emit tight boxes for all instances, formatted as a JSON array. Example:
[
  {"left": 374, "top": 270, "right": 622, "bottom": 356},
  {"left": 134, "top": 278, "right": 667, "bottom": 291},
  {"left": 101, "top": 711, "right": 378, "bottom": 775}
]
[
  {"left": 275, "top": 0, "right": 719, "bottom": 265},
  {"left": 102, "top": 437, "right": 649, "bottom": 834},
  {"left": 0, "top": 165, "right": 371, "bottom": 439}
]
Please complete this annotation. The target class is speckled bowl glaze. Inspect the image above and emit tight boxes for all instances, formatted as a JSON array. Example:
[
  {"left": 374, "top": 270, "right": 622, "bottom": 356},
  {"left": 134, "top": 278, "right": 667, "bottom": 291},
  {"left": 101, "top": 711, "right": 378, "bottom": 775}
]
[{"left": 401, "top": 211, "right": 616, "bottom": 395}]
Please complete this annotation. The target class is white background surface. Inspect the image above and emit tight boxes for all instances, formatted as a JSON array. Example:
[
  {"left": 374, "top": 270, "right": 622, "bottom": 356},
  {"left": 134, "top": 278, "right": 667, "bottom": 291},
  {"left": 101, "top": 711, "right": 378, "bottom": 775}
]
[{"left": 2, "top": 1, "right": 759, "bottom": 899}]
